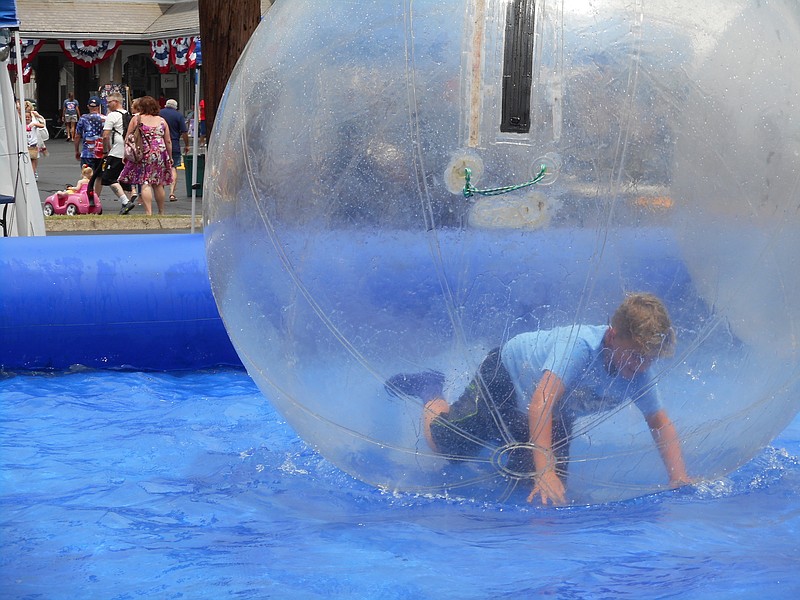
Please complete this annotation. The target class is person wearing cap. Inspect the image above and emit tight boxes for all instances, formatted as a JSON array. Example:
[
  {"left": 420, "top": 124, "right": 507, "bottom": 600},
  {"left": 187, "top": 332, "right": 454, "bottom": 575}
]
[
  {"left": 74, "top": 96, "right": 106, "bottom": 176},
  {"left": 159, "top": 98, "right": 190, "bottom": 202}
]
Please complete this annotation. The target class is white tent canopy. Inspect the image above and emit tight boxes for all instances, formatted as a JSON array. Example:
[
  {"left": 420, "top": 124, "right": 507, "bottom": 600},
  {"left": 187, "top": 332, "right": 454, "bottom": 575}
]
[{"left": 1, "top": 0, "right": 45, "bottom": 237}]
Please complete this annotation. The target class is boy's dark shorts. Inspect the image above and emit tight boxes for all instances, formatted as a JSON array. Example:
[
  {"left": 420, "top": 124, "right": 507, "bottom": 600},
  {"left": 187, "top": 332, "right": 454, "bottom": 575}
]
[
  {"left": 100, "top": 156, "right": 131, "bottom": 191},
  {"left": 82, "top": 157, "right": 102, "bottom": 172},
  {"left": 429, "top": 347, "right": 574, "bottom": 472}
]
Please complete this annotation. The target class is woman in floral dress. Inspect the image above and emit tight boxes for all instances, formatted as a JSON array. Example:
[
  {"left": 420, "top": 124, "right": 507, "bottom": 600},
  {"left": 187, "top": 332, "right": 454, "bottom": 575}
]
[{"left": 119, "top": 95, "right": 173, "bottom": 215}]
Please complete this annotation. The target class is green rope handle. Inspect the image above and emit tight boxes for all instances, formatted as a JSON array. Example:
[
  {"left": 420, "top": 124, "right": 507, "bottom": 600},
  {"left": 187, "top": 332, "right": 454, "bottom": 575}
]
[{"left": 463, "top": 164, "right": 547, "bottom": 198}]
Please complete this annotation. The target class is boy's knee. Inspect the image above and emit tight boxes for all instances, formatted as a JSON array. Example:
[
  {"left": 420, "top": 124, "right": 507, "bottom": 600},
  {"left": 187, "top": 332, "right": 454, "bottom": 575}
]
[
  {"left": 422, "top": 399, "right": 449, "bottom": 453},
  {"left": 426, "top": 401, "right": 489, "bottom": 459},
  {"left": 424, "top": 398, "right": 449, "bottom": 417}
]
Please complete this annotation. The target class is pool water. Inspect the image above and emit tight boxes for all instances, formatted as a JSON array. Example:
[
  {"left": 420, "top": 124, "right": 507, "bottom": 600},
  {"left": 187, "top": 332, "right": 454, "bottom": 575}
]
[{"left": 2, "top": 369, "right": 798, "bottom": 599}]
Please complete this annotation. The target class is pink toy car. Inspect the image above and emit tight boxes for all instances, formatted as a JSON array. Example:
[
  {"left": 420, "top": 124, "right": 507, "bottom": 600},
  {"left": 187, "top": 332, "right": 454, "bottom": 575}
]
[{"left": 43, "top": 184, "right": 103, "bottom": 216}]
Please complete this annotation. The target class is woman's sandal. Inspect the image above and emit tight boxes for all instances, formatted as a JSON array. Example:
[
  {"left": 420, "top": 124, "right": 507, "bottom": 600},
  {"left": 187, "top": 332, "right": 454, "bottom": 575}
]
[{"left": 169, "top": 194, "right": 178, "bottom": 202}]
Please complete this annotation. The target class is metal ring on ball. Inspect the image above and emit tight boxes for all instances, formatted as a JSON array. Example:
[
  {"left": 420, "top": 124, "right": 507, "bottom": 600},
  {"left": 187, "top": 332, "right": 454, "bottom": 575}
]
[{"left": 490, "top": 442, "right": 544, "bottom": 480}]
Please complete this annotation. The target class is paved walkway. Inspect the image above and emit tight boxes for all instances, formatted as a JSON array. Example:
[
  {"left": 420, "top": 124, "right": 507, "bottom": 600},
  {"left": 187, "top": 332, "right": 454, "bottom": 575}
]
[{"left": 36, "top": 136, "right": 205, "bottom": 233}]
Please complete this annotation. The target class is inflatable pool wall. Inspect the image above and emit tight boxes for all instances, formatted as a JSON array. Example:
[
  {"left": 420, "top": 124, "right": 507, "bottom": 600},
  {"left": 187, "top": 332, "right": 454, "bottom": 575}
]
[{"left": 0, "top": 233, "right": 240, "bottom": 371}]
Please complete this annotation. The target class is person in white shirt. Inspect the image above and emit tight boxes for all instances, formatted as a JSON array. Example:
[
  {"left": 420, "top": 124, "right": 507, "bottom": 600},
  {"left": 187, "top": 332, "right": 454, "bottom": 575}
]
[{"left": 98, "top": 93, "right": 136, "bottom": 214}]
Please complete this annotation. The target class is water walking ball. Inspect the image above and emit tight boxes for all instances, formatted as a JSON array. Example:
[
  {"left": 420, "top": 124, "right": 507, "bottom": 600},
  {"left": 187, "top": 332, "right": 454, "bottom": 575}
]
[{"left": 204, "top": 0, "right": 800, "bottom": 504}]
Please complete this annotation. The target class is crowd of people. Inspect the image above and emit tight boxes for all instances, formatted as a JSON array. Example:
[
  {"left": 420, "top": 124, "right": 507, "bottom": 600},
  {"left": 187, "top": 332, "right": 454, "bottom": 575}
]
[{"left": 32, "top": 91, "right": 195, "bottom": 216}]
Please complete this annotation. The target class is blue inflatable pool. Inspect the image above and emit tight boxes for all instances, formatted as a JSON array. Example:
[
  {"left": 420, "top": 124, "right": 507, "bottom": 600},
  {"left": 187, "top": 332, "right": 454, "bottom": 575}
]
[{"left": 0, "top": 234, "right": 240, "bottom": 371}]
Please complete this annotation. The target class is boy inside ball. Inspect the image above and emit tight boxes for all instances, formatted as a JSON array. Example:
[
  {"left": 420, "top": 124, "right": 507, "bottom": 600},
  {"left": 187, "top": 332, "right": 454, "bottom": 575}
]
[{"left": 387, "top": 292, "right": 692, "bottom": 505}]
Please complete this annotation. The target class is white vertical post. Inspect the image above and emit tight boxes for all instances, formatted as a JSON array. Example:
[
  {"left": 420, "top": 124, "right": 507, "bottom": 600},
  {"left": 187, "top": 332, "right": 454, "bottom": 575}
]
[
  {"left": 190, "top": 67, "right": 200, "bottom": 234},
  {"left": 13, "top": 32, "right": 24, "bottom": 122}
]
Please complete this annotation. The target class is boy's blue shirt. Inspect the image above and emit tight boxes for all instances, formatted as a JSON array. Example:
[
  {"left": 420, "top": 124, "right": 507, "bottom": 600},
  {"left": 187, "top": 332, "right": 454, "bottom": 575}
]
[
  {"left": 501, "top": 325, "right": 662, "bottom": 418},
  {"left": 76, "top": 113, "right": 104, "bottom": 159}
]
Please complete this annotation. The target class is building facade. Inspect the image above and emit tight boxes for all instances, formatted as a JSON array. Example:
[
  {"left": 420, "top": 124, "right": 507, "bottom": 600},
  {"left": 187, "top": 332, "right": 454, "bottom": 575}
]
[{"left": 13, "top": 0, "right": 271, "bottom": 126}]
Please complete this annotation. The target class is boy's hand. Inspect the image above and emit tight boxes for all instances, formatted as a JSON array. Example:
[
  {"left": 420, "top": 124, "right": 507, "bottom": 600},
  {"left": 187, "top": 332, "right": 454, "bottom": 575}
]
[
  {"left": 527, "top": 468, "right": 566, "bottom": 506},
  {"left": 669, "top": 475, "right": 697, "bottom": 489}
]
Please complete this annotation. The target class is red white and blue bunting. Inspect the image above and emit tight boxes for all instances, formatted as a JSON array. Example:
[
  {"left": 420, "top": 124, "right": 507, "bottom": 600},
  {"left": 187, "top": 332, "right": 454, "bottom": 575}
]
[
  {"left": 8, "top": 35, "right": 199, "bottom": 81},
  {"left": 151, "top": 37, "right": 199, "bottom": 73},
  {"left": 150, "top": 39, "right": 171, "bottom": 74},
  {"left": 7, "top": 37, "right": 45, "bottom": 83},
  {"left": 59, "top": 39, "right": 122, "bottom": 68},
  {"left": 171, "top": 37, "right": 198, "bottom": 72}
]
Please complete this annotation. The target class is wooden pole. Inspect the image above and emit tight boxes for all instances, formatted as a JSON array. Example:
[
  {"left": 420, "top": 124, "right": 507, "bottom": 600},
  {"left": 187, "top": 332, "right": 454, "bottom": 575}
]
[{"left": 197, "top": 0, "right": 263, "bottom": 140}]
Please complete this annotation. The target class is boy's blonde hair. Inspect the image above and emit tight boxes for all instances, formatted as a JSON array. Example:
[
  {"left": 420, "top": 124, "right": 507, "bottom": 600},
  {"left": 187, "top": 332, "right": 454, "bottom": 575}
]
[{"left": 611, "top": 292, "right": 676, "bottom": 358}]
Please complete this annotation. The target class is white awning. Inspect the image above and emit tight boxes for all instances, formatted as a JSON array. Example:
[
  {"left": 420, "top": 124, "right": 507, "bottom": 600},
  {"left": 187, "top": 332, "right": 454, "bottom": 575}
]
[{"left": 16, "top": 0, "right": 272, "bottom": 40}]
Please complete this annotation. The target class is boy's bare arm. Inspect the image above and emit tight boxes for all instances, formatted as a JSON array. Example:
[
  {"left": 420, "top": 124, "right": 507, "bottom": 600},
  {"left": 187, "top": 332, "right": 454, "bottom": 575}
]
[
  {"left": 645, "top": 409, "right": 691, "bottom": 487},
  {"left": 527, "top": 370, "right": 567, "bottom": 505}
]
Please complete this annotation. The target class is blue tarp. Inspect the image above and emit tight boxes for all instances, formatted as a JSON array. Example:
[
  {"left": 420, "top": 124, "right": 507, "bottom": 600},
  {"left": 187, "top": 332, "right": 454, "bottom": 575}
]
[{"left": 0, "top": 0, "right": 19, "bottom": 29}]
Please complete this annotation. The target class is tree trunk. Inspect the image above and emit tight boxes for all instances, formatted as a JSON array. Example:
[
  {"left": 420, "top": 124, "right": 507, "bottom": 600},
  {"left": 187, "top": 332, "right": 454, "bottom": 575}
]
[{"left": 198, "top": 0, "right": 264, "bottom": 139}]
